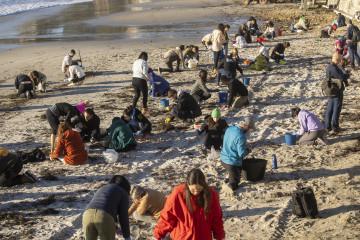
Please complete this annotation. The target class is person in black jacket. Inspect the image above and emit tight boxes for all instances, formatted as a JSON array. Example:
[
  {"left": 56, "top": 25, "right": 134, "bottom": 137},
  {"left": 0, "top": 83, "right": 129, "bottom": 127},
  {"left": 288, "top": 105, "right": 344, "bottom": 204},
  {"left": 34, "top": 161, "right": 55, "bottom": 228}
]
[
  {"left": 46, "top": 101, "right": 89, "bottom": 153},
  {"left": 14, "top": 74, "right": 35, "bottom": 99},
  {"left": 271, "top": 42, "right": 290, "bottom": 63},
  {"left": 238, "top": 24, "right": 252, "bottom": 44},
  {"left": 325, "top": 53, "right": 350, "bottom": 134},
  {"left": 346, "top": 19, "right": 360, "bottom": 70},
  {"left": 165, "top": 89, "right": 202, "bottom": 124},
  {"left": 71, "top": 108, "right": 101, "bottom": 143},
  {"left": 221, "top": 75, "right": 249, "bottom": 109},
  {"left": 217, "top": 55, "right": 243, "bottom": 85},
  {"left": 197, "top": 108, "right": 228, "bottom": 156},
  {"left": 121, "top": 105, "right": 152, "bottom": 140}
]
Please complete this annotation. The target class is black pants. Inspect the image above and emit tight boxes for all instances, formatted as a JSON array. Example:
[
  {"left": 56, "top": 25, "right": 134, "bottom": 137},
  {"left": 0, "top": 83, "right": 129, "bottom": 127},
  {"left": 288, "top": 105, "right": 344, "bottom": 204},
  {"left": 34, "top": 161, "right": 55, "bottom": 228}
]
[
  {"left": 171, "top": 109, "right": 191, "bottom": 121},
  {"left": 163, "top": 55, "right": 181, "bottom": 72},
  {"left": 46, "top": 109, "right": 60, "bottom": 135},
  {"left": 214, "top": 51, "right": 221, "bottom": 69},
  {"left": 204, "top": 134, "right": 223, "bottom": 150},
  {"left": 221, "top": 161, "right": 242, "bottom": 191},
  {"left": 271, "top": 53, "right": 284, "bottom": 63},
  {"left": 132, "top": 77, "right": 148, "bottom": 109},
  {"left": 191, "top": 91, "right": 211, "bottom": 103},
  {"left": 17, "top": 83, "right": 33, "bottom": 96},
  {"left": 73, "top": 76, "right": 85, "bottom": 83}
]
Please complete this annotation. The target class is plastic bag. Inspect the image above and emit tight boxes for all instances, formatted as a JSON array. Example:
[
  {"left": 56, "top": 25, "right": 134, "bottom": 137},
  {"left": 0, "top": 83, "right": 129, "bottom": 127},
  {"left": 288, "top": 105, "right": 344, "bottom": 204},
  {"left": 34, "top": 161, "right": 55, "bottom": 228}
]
[
  {"left": 188, "top": 59, "right": 198, "bottom": 68},
  {"left": 103, "top": 149, "right": 118, "bottom": 163}
]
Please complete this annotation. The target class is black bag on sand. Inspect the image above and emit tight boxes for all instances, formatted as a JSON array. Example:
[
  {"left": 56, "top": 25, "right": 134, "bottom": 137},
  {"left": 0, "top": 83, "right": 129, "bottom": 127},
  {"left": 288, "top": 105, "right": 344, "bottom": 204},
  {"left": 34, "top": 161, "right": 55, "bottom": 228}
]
[
  {"left": 18, "top": 148, "right": 46, "bottom": 164},
  {"left": 321, "top": 77, "right": 340, "bottom": 97},
  {"left": 0, "top": 153, "right": 23, "bottom": 186},
  {"left": 292, "top": 187, "right": 318, "bottom": 218}
]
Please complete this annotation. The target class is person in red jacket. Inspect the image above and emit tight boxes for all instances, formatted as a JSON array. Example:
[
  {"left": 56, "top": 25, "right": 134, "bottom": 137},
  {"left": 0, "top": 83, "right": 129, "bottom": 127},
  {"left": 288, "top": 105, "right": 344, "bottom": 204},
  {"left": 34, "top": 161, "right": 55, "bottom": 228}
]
[
  {"left": 50, "top": 122, "right": 88, "bottom": 165},
  {"left": 153, "top": 168, "right": 225, "bottom": 240}
]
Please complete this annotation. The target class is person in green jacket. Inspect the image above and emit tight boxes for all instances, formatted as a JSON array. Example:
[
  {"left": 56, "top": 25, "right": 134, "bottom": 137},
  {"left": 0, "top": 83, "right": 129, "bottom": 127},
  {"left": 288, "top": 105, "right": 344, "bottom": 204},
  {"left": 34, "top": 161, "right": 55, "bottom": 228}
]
[
  {"left": 190, "top": 70, "right": 211, "bottom": 103},
  {"left": 106, "top": 117, "right": 137, "bottom": 152}
]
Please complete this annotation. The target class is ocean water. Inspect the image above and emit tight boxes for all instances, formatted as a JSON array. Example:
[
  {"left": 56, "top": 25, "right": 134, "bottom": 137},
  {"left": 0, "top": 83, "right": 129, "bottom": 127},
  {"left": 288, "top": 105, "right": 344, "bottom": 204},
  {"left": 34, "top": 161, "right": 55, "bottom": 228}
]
[{"left": 0, "top": 0, "right": 93, "bottom": 17}]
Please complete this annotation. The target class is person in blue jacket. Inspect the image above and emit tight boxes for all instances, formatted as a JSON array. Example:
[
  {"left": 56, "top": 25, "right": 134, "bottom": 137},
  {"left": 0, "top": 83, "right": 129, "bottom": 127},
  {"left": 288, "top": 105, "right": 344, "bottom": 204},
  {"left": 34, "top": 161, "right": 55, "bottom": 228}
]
[
  {"left": 148, "top": 69, "right": 170, "bottom": 97},
  {"left": 221, "top": 117, "right": 256, "bottom": 193}
]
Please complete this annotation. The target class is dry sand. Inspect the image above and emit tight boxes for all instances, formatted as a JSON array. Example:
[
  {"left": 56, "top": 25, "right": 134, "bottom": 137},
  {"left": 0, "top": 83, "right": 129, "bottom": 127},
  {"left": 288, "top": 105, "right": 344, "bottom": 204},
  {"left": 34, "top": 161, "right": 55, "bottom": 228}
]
[{"left": 1, "top": 1, "right": 360, "bottom": 240}]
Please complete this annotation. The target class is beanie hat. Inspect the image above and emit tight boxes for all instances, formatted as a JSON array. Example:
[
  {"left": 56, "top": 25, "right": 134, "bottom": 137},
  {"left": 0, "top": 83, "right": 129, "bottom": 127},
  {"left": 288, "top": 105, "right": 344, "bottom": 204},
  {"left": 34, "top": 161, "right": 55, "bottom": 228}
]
[
  {"left": 211, "top": 108, "right": 221, "bottom": 118},
  {"left": 76, "top": 102, "right": 86, "bottom": 114},
  {"left": 0, "top": 147, "right": 9, "bottom": 157}
]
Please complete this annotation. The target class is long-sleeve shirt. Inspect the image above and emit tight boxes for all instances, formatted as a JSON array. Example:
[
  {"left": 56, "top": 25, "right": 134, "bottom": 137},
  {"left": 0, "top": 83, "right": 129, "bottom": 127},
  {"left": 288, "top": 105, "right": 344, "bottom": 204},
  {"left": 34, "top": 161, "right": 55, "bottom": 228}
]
[
  {"left": 346, "top": 24, "right": 358, "bottom": 48},
  {"left": 132, "top": 59, "right": 149, "bottom": 79},
  {"left": 296, "top": 109, "right": 324, "bottom": 135},
  {"left": 14, "top": 74, "right": 31, "bottom": 89},
  {"left": 272, "top": 43, "right": 285, "bottom": 55},
  {"left": 326, "top": 62, "right": 349, "bottom": 90},
  {"left": 221, "top": 126, "right": 249, "bottom": 166},
  {"left": 71, "top": 113, "right": 101, "bottom": 138},
  {"left": 62, "top": 54, "right": 72, "bottom": 72},
  {"left": 49, "top": 102, "right": 80, "bottom": 123},
  {"left": 68, "top": 65, "right": 85, "bottom": 81},
  {"left": 227, "top": 79, "right": 248, "bottom": 106},
  {"left": 128, "top": 189, "right": 166, "bottom": 219},
  {"left": 211, "top": 29, "right": 225, "bottom": 51},
  {"left": 164, "top": 47, "right": 184, "bottom": 63},
  {"left": 218, "top": 57, "right": 243, "bottom": 76},
  {"left": 85, "top": 184, "right": 130, "bottom": 238},
  {"left": 190, "top": 79, "right": 210, "bottom": 95}
]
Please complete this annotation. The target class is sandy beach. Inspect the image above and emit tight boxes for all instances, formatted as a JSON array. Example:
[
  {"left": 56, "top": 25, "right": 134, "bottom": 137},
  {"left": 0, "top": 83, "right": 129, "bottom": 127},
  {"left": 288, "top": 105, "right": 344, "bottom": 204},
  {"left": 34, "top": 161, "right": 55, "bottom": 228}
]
[{"left": 1, "top": 1, "right": 360, "bottom": 239}]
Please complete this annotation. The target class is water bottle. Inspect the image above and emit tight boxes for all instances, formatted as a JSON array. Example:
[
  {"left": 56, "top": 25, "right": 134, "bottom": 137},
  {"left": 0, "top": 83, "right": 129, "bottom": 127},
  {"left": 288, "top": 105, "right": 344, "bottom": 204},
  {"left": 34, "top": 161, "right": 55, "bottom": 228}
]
[{"left": 272, "top": 154, "right": 278, "bottom": 169}]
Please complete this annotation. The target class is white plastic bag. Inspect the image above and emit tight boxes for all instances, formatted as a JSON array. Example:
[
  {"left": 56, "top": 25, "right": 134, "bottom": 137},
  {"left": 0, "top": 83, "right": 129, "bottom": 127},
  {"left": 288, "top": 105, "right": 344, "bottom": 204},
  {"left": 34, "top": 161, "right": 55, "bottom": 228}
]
[
  {"left": 188, "top": 59, "right": 198, "bottom": 68},
  {"left": 103, "top": 149, "right": 118, "bottom": 163}
]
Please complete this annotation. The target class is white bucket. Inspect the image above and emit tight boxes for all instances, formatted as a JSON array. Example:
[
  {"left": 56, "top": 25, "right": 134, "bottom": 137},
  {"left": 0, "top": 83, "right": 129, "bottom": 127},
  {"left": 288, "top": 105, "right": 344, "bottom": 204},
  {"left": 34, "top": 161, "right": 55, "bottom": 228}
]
[
  {"left": 188, "top": 59, "right": 198, "bottom": 68},
  {"left": 103, "top": 149, "right": 118, "bottom": 163}
]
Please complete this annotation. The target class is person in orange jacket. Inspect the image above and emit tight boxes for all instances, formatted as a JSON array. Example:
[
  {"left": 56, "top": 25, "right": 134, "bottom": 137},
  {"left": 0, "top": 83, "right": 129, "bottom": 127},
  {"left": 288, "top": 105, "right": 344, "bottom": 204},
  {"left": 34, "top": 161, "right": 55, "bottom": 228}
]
[
  {"left": 153, "top": 168, "right": 225, "bottom": 240},
  {"left": 50, "top": 122, "right": 88, "bottom": 165}
]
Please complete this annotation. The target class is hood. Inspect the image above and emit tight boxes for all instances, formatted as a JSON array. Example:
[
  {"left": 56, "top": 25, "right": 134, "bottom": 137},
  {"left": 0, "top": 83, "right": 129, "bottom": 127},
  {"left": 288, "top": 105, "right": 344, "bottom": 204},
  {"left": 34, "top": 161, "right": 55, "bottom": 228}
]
[
  {"left": 112, "top": 118, "right": 125, "bottom": 126},
  {"left": 61, "top": 129, "right": 75, "bottom": 139}
]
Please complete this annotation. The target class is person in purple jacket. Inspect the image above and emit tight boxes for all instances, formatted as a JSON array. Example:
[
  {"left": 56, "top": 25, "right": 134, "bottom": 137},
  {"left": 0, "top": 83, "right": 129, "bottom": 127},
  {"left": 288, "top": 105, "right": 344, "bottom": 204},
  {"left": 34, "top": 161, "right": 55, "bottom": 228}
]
[{"left": 291, "top": 107, "right": 327, "bottom": 145}]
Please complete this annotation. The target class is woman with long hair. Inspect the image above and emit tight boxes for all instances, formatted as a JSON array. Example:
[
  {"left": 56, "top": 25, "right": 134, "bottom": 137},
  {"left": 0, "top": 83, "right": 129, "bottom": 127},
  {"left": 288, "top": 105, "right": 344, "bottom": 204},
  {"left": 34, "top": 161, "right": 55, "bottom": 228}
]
[
  {"left": 132, "top": 52, "right": 150, "bottom": 115},
  {"left": 153, "top": 168, "right": 225, "bottom": 240},
  {"left": 211, "top": 24, "right": 225, "bottom": 75}
]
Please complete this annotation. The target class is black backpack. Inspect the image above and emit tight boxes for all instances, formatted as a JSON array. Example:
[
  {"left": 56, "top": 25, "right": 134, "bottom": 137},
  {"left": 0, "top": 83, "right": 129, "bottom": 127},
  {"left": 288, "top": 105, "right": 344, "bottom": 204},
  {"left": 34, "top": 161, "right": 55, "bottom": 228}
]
[
  {"left": 292, "top": 187, "right": 318, "bottom": 218},
  {"left": 352, "top": 25, "right": 360, "bottom": 43},
  {"left": 321, "top": 77, "right": 340, "bottom": 97}
]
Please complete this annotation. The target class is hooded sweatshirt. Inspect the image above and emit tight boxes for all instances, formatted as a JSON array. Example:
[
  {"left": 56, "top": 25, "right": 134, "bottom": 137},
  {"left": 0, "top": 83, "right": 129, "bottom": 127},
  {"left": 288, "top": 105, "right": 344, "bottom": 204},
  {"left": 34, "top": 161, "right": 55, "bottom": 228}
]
[{"left": 107, "top": 119, "right": 137, "bottom": 151}]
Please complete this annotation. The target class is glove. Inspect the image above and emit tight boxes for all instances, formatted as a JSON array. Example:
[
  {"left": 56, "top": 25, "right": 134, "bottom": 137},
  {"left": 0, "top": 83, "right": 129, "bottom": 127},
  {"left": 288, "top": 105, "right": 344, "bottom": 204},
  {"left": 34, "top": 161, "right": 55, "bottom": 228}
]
[
  {"left": 279, "top": 54, "right": 284, "bottom": 57},
  {"left": 222, "top": 104, "right": 227, "bottom": 109},
  {"left": 134, "top": 131, "right": 142, "bottom": 136},
  {"left": 165, "top": 118, "right": 171, "bottom": 124},
  {"left": 165, "top": 107, "right": 170, "bottom": 111},
  {"left": 182, "top": 65, "right": 185, "bottom": 69},
  {"left": 64, "top": 78, "right": 69, "bottom": 82}
]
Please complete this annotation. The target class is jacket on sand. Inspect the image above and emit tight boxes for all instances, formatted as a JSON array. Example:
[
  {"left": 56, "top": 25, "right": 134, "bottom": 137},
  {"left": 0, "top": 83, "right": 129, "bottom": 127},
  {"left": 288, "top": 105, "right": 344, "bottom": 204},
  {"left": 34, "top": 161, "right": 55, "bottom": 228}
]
[
  {"left": 107, "top": 118, "right": 137, "bottom": 151},
  {"left": 128, "top": 188, "right": 166, "bottom": 219},
  {"left": 153, "top": 184, "right": 225, "bottom": 240},
  {"left": 221, "top": 126, "right": 249, "bottom": 166},
  {"left": 50, "top": 129, "right": 87, "bottom": 165}
]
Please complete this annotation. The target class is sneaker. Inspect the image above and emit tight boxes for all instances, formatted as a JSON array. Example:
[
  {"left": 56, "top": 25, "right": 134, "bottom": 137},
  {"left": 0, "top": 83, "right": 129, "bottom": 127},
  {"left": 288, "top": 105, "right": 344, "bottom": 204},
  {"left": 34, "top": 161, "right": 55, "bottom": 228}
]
[
  {"left": 198, "top": 146, "right": 207, "bottom": 157},
  {"left": 23, "top": 170, "right": 38, "bottom": 183},
  {"left": 68, "top": 82, "right": 75, "bottom": 86},
  {"left": 317, "top": 137, "right": 329, "bottom": 145},
  {"left": 25, "top": 91, "right": 31, "bottom": 99}
]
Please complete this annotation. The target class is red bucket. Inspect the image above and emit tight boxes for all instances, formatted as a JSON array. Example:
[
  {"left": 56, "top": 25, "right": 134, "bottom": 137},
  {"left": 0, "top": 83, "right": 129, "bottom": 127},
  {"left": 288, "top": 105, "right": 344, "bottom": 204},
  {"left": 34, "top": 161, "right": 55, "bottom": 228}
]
[{"left": 277, "top": 29, "right": 282, "bottom": 36}]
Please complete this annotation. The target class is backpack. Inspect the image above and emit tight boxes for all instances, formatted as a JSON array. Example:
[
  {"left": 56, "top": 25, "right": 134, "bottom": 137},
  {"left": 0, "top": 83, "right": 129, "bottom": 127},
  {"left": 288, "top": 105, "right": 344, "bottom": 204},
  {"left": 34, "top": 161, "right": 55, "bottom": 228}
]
[
  {"left": 352, "top": 26, "right": 360, "bottom": 43},
  {"left": 292, "top": 187, "right": 318, "bottom": 218},
  {"left": 321, "top": 77, "right": 340, "bottom": 97}
]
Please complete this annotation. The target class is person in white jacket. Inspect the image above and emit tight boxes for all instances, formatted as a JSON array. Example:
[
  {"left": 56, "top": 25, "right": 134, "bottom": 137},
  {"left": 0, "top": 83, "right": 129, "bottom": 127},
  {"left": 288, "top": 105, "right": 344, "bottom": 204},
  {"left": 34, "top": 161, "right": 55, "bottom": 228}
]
[
  {"left": 211, "top": 24, "right": 225, "bottom": 74},
  {"left": 132, "top": 52, "right": 150, "bottom": 114},
  {"left": 64, "top": 65, "right": 86, "bottom": 86},
  {"left": 61, "top": 49, "right": 76, "bottom": 74},
  {"left": 233, "top": 34, "right": 248, "bottom": 49}
]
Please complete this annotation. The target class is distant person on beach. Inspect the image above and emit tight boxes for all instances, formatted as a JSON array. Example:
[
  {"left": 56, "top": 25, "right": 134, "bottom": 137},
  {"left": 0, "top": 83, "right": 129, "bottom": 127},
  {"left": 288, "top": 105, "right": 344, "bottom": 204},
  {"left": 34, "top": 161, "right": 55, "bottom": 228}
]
[
  {"left": 128, "top": 185, "right": 166, "bottom": 224},
  {"left": 197, "top": 108, "right": 228, "bottom": 156},
  {"left": 248, "top": 17, "right": 261, "bottom": 37},
  {"left": 190, "top": 70, "right": 211, "bottom": 103},
  {"left": 257, "top": 42, "right": 270, "bottom": 61},
  {"left": 221, "top": 117, "right": 255, "bottom": 193},
  {"left": 159, "top": 45, "right": 184, "bottom": 73},
  {"left": 202, "top": 33, "right": 213, "bottom": 49},
  {"left": 346, "top": 19, "right": 360, "bottom": 70},
  {"left": 64, "top": 65, "right": 86, "bottom": 86},
  {"left": 29, "top": 70, "right": 46, "bottom": 93},
  {"left": 212, "top": 24, "right": 226, "bottom": 75},
  {"left": 183, "top": 45, "right": 199, "bottom": 66},
  {"left": 71, "top": 108, "right": 101, "bottom": 143},
  {"left": 229, "top": 48, "right": 240, "bottom": 62},
  {"left": 121, "top": 105, "right": 152, "bottom": 141},
  {"left": 153, "top": 168, "right": 225, "bottom": 240},
  {"left": 238, "top": 24, "right": 251, "bottom": 44},
  {"left": 332, "top": 13, "right": 346, "bottom": 28},
  {"left": 46, "top": 101, "right": 89, "bottom": 153},
  {"left": 50, "top": 122, "right": 88, "bottom": 165},
  {"left": 165, "top": 89, "right": 202, "bottom": 124},
  {"left": 0, "top": 147, "right": 37, "bottom": 187},
  {"left": 148, "top": 68, "right": 170, "bottom": 97},
  {"left": 216, "top": 54, "right": 243, "bottom": 86},
  {"left": 223, "top": 25, "right": 231, "bottom": 56},
  {"left": 294, "top": 17, "right": 310, "bottom": 31},
  {"left": 262, "top": 21, "right": 276, "bottom": 39},
  {"left": 61, "top": 49, "right": 78, "bottom": 75},
  {"left": 320, "top": 25, "right": 335, "bottom": 38},
  {"left": 220, "top": 75, "right": 249, "bottom": 109},
  {"left": 233, "top": 33, "right": 248, "bottom": 49},
  {"left": 132, "top": 52, "right": 150, "bottom": 115},
  {"left": 105, "top": 117, "right": 137, "bottom": 152},
  {"left": 291, "top": 107, "right": 327, "bottom": 145},
  {"left": 14, "top": 74, "right": 35, "bottom": 99},
  {"left": 325, "top": 53, "right": 349, "bottom": 134},
  {"left": 271, "top": 42, "right": 290, "bottom": 64},
  {"left": 83, "top": 175, "right": 131, "bottom": 240},
  {"left": 335, "top": 36, "right": 348, "bottom": 56},
  {"left": 248, "top": 42, "right": 271, "bottom": 71}
]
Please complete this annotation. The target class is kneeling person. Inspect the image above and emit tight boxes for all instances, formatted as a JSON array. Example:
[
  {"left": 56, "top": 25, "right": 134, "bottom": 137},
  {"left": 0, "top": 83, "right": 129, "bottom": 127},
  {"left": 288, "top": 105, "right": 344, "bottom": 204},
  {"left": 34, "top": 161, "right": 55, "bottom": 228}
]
[
  {"left": 64, "top": 65, "right": 85, "bottom": 86},
  {"left": 221, "top": 75, "right": 249, "bottom": 109},
  {"left": 190, "top": 70, "right": 211, "bottom": 103}
]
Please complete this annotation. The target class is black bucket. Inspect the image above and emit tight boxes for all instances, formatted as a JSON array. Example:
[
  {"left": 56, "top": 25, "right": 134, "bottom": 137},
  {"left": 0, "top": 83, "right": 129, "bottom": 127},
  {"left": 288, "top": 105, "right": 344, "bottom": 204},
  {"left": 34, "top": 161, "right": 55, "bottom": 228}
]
[{"left": 241, "top": 158, "right": 267, "bottom": 182}]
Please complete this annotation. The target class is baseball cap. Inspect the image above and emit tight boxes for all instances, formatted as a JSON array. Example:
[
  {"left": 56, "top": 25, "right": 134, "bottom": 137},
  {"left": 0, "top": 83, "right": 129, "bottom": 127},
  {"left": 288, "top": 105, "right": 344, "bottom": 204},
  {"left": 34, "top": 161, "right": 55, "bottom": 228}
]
[{"left": 242, "top": 117, "right": 256, "bottom": 130}]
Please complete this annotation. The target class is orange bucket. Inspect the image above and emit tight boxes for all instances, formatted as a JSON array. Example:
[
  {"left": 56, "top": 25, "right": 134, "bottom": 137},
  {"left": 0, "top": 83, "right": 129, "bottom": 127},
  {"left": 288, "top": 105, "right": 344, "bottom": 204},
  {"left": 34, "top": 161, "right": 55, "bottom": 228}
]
[{"left": 244, "top": 60, "right": 251, "bottom": 65}]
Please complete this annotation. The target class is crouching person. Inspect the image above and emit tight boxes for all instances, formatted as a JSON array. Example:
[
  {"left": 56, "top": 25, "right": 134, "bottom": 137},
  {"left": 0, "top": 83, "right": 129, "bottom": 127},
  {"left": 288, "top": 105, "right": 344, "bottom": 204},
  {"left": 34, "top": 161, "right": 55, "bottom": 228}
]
[
  {"left": 221, "top": 117, "right": 255, "bottom": 193},
  {"left": 83, "top": 175, "right": 131, "bottom": 240},
  {"left": 71, "top": 108, "right": 101, "bottom": 143},
  {"left": 221, "top": 75, "right": 249, "bottom": 109},
  {"left": 128, "top": 185, "right": 166, "bottom": 224},
  {"left": 14, "top": 74, "right": 35, "bottom": 99},
  {"left": 106, "top": 117, "right": 137, "bottom": 152},
  {"left": 190, "top": 70, "right": 211, "bottom": 103},
  {"left": 121, "top": 105, "right": 152, "bottom": 141}
]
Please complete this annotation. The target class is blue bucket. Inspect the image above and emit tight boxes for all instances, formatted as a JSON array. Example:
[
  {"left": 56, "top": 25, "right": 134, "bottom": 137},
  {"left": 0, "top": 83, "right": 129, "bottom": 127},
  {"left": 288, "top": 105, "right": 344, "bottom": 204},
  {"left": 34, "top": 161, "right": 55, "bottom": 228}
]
[
  {"left": 243, "top": 78, "right": 250, "bottom": 86},
  {"left": 219, "top": 92, "right": 228, "bottom": 103},
  {"left": 161, "top": 98, "right": 169, "bottom": 108},
  {"left": 285, "top": 133, "right": 297, "bottom": 146},
  {"left": 291, "top": 25, "right": 295, "bottom": 31}
]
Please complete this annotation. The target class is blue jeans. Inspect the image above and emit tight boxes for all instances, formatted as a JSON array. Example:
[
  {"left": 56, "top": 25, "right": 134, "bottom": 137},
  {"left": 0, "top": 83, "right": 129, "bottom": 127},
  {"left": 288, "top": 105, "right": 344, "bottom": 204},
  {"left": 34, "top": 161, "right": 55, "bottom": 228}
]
[
  {"left": 348, "top": 44, "right": 360, "bottom": 68},
  {"left": 325, "top": 92, "right": 343, "bottom": 131}
]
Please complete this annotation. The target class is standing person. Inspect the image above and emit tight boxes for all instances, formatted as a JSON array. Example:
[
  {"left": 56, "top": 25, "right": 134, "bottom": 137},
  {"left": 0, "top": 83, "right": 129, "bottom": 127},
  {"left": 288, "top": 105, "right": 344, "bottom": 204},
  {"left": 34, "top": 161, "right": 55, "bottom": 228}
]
[
  {"left": 153, "top": 168, "right": 225, "bottom": 240},
  {"left": 220, "top": 75, "right": 249, "bottom": 108},
  {"left": 165, "top": 89, "right": 202, "bottom": 124},
  {"left": 29, "top": 70, "right": 46, "bottom": 93},
  {"left": 201, "top": 33, "right": 213, "bottom": 49},
  {"left": 148, "top": 69, "right": 170, "bottom": 97},
  {"left": 271, "top": 42, "right": 290, "bottom": 64},
  {"left": 221, "top": 117, "right": 255, "bottom": 193},
  {"left": 14, "top": 74, "right": 35, "bottom": 99},
  {"left": 106, "top": 117, "right": 137, "bottom": 152},
  {"left": 46, "top": 101, "right": 89, "bottom": 153},
  {"left": 61, "top": 49, "right": 77, "bottom": 74},
  {"left": 190, "top": 70, "right": 211, "bottom": 103},
  {"left": 132, "top": 52, "right": 150, "bottom": 115},
  {"left": 50, "top": 122, "right": 88, "bottom": 165},
  {"left": 128, "top": 185, "right": 166, "bottom": 224},
  {"left": 325, "top": 53, "right": 350, "bottom": 133},
  {"left": 291, "top": 107, "right": 327, "bottom": 145},
  {"left": 83, "top": 175, "right": 131, "bottom": 240},
  {"left": 197, "top": 108, "right": 228, "bottom": 156},
  {"left": 211, "top": 24, "right": 226, "bottom": 75},
  {"left": 159, "top": 46, "right": 184, "bottom": 73},
  {"left": 64, "top": 65, "right": 86, "bottom": 86},
  {"left": 217, "top": 56, "right": 243, "bottom": 86},
  {"left": 346, "top": 19, "right": 360, "bottom": 70},
  {"left": 121, "top": 105, "right": 152, "bottom": 140},
  {"left": 223, "top": 25, "right": 230, "bottom": 56},
  {"left": 71, "top": 108, "right": 101, "bottom": 143}
]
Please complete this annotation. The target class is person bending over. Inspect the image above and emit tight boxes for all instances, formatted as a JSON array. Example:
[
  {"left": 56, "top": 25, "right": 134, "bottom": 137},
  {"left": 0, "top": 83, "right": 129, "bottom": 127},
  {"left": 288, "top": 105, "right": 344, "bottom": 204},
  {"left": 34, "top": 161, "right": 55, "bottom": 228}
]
[
  {"left": 190, "top": 70, "right": 211, "bottom": 103},
  {"left": 271, "top": 42, "right": 290, "bottom": 64},
  {"left": 221, "top": 75, "right": 249, "bottom": 109},
  {"left": 106, "top": 117, "right": 137, "bottom": 152},
  {"left": 121, "top": 105, "right": 152, "bottom": 141},
  {"left": 14, "top": 74, "right": 35, "bottom": 99},
  {"left": 159, "top": 45, "right": 184, "bottom": 73},
  {"left": 71, "top": 108, "right": 101, "bottom": 143},
  {"left": 64, "top": 64, "right": 86, "bottom": 86},
  {"left": 217, "top": 54, "right": 243, "bottom": 85},
  {"left": 29, "top": 70, "right": 47, "bottom": 93},
  {"left": 148, "top": 68, "right": 170, "bottom": 97}
]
